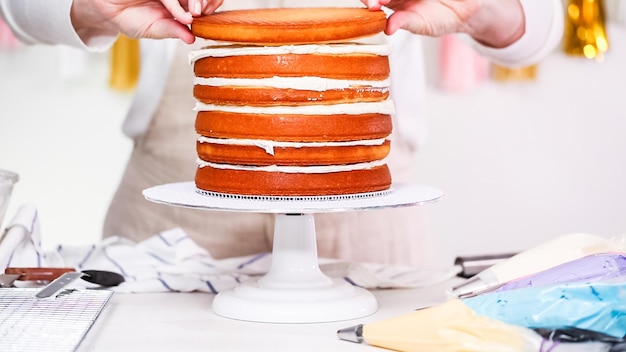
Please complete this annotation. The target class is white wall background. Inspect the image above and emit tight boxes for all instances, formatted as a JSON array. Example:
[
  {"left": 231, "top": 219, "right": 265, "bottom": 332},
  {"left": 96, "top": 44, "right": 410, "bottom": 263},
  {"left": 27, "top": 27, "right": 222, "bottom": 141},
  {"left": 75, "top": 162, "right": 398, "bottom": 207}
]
[
  {"left": 1, "top": 12, "right": 626, "bottom": 269},
  {"left": 0, "top": 46, "right": 132, "bottom": 248},
  {"left": 419, "top": 23, "right": 626, "bottom": 267}
]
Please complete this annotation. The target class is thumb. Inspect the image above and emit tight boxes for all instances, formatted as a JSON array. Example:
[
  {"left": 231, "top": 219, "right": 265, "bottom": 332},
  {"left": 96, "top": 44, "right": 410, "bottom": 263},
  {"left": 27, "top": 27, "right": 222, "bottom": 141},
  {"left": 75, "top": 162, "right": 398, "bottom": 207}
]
[
  {"left": 386, "top": 11, "right": 431, "bottom": 36},
  {"left": 144, "top": 20, "right": 196, "bottom": 44}
]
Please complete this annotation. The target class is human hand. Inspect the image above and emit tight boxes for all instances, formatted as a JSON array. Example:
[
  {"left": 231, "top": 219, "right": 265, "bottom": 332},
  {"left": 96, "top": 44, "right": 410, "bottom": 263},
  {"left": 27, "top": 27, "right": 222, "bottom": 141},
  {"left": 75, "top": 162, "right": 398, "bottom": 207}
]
[
  {"left": 362, "top": 0, "right": 525, "bottom": 48},
  {"left": 70, "top": 0, "right": 224, "bottom": 44}
]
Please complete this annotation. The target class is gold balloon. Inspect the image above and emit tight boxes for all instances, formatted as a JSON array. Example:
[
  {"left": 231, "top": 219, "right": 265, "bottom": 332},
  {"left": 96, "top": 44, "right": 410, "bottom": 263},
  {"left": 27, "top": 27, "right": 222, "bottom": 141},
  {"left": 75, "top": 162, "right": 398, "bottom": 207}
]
[
  {"left": 563, "top": 0, "right": 609, "bottom": 60},
  {"left": 492, "top": 64, "right": 538, "bottom": 82},
  {"left": 109, "top": 35, "right": 140, "bottom": 91}
]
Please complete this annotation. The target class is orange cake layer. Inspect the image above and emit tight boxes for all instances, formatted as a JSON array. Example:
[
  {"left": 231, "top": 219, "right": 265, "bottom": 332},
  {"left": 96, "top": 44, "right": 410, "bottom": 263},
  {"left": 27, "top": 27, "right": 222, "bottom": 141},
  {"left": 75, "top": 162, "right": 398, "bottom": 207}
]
[
  {"left": 195, "top": 111, "right": 392, "bottom": 142},
  {"left": 196, "top": 140, "right": 391, "bottom": 166},
  {"left": 193, "top": 85, "right": 389, "bottom": 106},
  {"left": 193, "top": 54, "right": 389, "bottom": 80},
  {"left": 191, "top": 8, "right": 386, "bottom": 45},
  {"left": 195, "top": 164, "right": 392, "bottom": 196},
  {"left": 190, "top": 8, "right": 394, "bottom": 196}
]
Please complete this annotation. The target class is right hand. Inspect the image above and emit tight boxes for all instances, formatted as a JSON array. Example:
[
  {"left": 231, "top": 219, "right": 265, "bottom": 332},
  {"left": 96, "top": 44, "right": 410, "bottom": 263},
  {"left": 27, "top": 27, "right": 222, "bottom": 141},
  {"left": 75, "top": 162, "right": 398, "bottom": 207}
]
[{"left": 361, "top": 0, "right": 525, "bottom": 49}]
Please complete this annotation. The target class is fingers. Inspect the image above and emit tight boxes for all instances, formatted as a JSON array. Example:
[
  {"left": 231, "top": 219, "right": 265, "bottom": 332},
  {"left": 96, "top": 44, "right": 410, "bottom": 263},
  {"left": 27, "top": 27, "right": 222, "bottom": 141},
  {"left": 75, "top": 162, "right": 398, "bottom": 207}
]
[
  {"left": 385, "top": 11, "right": 409, "bottom": 35},
  {"left": 189, "top": 0, "right": 203, "bottom": 16},
  {"left": 360, "top": 0, "right": 391, "bottom": 10},
  {"left": 147, "top": 19, "right": 196, "bottom": 44},
  {"left": 377, "top": 0, "right": 392, "bottom": 8},
  {"left": 203, "top": 0, "right": 224, "bottom": 14},
  {"left": 385, "top": 10, "right": 437, "bottom": 36},
  {"left": 361, "top": 0, "right": 381, "bottom": 10},
  {"left": 160, "top": 0, "right": 193, "bottom": 24},
  {"left": 158, "top": 0, "right": 223, "bottom": 26},
  {"left": 185, "top": 0, "right": 223, "bottom": 16}
]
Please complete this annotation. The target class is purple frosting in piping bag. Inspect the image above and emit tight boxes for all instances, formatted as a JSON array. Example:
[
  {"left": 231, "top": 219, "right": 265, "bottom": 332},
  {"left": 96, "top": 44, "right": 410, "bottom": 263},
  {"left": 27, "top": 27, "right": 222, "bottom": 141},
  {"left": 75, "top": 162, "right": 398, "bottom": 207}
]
[{"left": 495, "top": 252, "right": 626, "bottom": 292}]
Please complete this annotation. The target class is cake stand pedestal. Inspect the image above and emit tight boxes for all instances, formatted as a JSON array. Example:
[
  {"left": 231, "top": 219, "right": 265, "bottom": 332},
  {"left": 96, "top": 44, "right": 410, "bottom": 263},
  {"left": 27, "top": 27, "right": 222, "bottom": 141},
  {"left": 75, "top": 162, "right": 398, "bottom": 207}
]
[{"left": 143, "top": 182, "right": 443, "bottom": 323}]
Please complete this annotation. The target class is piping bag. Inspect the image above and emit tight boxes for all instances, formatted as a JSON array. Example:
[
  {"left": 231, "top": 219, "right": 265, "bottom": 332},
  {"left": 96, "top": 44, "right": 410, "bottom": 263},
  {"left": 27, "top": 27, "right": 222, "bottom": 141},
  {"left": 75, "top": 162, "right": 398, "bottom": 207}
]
[
  {"left": 494, "top": 252, "right": 626, "bottom": 293},
  {"left": 338, "top": 278, "right": 626, "bottom": 351},
  {"left": 451, "top": 233, "right": 625, "bottom": 298},
  {"left": 337, "top": 234, "right": 626, "bottom": 351},
  {"left": 462, "top": 278, "right": 626, "bottom": 338},
  {"left": 338, "top": 299, "right": 544, "bottom": 351}
]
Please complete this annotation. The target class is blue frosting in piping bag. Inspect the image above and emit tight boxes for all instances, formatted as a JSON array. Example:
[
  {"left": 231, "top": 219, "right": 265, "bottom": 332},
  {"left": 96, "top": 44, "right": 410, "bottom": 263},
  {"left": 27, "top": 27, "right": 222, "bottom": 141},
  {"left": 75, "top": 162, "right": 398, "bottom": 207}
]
[{"left": 463, "top": 278, "right": 626, "bottom": 338}]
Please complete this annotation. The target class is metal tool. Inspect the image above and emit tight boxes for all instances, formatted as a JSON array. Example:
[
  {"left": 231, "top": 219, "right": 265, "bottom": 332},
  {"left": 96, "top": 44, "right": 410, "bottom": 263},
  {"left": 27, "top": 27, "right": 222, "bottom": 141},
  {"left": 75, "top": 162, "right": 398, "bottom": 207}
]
[
  {"left": 453, "top": 253, "right": 517, "bottom": 278},
  {"left": 5, "top": 267, "right": 75, "bottom": 281},
  {"left": 2, "top": 267, "right": 125, "bottom": 289},
  {"left": 0, "top": 267, "right": 75, "bottom": 288},
  {"left": 0, "top": 274, "right": 20, "bottom": 288},
  {"left": 36, "top": 271, "right": 85, "bottom": 298}
]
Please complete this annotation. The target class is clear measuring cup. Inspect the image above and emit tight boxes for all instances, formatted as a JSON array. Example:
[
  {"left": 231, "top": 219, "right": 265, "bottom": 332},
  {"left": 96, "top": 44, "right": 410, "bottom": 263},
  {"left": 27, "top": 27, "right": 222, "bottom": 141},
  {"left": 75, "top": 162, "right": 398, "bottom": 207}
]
[{"left": 0, "top": 169, "right": 19, "bottom": 231}]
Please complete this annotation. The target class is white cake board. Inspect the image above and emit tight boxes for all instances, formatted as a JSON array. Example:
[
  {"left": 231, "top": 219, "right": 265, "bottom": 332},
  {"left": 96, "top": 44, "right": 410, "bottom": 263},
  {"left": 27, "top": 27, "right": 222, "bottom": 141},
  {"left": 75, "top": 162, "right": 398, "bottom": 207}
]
[
  {"left": 143, "top": 182, "right": 443, "bottom": 213},
  {"left": 143, "top": 182, "right": 443, "bottom": 323}
]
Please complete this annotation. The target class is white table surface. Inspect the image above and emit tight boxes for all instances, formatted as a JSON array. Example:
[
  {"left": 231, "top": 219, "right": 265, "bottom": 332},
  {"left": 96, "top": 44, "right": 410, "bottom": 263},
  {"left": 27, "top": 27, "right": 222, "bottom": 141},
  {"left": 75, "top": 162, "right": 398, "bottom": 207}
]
[{"left": 80, "top": 279, "right": 461, "bottom": 352}]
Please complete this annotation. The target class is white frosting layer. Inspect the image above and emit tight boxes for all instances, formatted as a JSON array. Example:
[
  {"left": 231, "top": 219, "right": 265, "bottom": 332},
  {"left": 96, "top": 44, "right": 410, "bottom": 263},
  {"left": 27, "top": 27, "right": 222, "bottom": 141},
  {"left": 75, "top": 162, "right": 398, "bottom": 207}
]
[
  {"left": 197, "top": 136, "right": 388, "bottom": 155},
  {"left": 194, "top": 100, "right": 395, "bottom": 115},
  {"left": 194, "top": 76, "right": 390, "bottom": 92},
  {"left": 189, "top": 43, "right": 391, "bottom": 63},
  {"left": 196, "top": 158, "right": 387, "bottom": 174}
]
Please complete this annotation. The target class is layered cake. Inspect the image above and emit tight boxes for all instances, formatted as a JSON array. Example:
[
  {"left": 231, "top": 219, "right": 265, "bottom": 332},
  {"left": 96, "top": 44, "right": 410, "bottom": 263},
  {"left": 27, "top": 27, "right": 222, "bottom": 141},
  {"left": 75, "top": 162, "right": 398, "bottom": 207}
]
[{"left": 189, "top": 8, "right": 394, "bottom": 196}]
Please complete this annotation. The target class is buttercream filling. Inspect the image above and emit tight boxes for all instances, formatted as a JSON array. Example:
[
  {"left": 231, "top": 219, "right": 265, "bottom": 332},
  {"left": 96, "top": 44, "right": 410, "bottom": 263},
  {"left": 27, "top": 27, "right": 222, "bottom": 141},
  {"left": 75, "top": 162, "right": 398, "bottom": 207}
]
[
  {"left": 197, "top": 136, "right": 389, "bottom": 155},
  {"left": 196, "top": 158, "right": 386, "bottom": 173},
  {"left": 194, "top": 100, "right": 395, "bottom": 115},
  {"left": 193, "top": 76, "right": 390, "bottom": 92},
  {"left": 189, "top": 43, "right": 391, "bottom": 63}
]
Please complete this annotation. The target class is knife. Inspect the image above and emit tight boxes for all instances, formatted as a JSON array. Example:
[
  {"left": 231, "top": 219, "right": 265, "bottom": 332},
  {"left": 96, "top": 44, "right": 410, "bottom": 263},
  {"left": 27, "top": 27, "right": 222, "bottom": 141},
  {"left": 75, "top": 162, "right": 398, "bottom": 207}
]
[
  {"left": 0, "top": 267, "right": 76, "bottom": 288},
  {"left": 4, "top": 267, "right": 75, "bottom": 281},
  {"left": 4, "top": 267, "right": 125, "bottom": 288}
]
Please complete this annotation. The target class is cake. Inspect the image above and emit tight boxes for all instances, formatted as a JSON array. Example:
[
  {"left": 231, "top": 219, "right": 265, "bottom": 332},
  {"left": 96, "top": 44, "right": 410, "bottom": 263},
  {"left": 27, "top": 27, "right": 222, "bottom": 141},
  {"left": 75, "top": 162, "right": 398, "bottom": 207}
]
[
  {"left": 191, "top": 7, "right": 387, "bottom": 45},
  {"left": 189, "top": 8, "right": 394, "bottom": 196}
]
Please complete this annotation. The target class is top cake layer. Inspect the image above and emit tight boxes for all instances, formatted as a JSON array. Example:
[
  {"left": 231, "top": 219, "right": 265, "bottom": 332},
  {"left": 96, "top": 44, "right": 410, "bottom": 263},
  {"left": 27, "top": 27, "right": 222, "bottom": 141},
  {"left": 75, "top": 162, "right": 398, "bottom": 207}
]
[{"left": 190, "top": 7, "right": 387, "bottom": 45}]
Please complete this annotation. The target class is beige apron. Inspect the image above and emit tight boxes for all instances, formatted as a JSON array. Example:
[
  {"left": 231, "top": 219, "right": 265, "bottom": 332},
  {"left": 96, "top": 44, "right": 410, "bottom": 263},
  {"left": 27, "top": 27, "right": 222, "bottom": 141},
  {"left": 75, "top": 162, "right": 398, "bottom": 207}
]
[{"left": 103, "top": 1, "right": 433, "bottom": 268}]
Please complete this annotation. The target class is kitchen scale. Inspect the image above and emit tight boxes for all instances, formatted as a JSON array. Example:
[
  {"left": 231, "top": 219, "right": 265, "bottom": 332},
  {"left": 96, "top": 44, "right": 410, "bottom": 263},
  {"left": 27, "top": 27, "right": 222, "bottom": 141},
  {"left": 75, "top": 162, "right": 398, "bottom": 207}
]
[{"left": 143, "top": 181, "right": 443, "bottom": 323}]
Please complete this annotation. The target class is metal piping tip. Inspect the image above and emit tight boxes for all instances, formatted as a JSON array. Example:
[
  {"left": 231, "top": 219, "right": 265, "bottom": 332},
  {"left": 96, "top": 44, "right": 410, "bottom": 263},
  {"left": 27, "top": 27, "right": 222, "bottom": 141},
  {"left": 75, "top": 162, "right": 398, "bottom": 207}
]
[
  {"left": 451, "top": 276, "right": 502, "bottom": 299},
  {"left": 337, "top": 324, "right": 364, "bottom": 343}
]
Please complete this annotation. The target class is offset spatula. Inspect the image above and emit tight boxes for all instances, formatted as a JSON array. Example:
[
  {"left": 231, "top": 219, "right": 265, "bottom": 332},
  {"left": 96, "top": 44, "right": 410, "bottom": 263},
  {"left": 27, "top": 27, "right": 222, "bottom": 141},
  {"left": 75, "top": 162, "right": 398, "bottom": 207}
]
[
  {"left": 2, "top": 267, "right": 125, "bottom": 289},
  {"left": 35, "top": 272, "right": 86, "bottom": 298},
  {"left": 0, "top": 274, "right": 20, "bottom": 288},
  {"left": 35, "top": 270, "right": 126, "bottom": 298}
]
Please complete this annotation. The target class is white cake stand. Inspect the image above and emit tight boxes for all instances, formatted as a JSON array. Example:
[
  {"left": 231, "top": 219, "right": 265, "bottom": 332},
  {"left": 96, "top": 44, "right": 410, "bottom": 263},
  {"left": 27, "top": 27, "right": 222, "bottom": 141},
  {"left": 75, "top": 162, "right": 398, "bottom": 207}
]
[{"left": 143, "top": 182, "right": 443, "bottom": 323}]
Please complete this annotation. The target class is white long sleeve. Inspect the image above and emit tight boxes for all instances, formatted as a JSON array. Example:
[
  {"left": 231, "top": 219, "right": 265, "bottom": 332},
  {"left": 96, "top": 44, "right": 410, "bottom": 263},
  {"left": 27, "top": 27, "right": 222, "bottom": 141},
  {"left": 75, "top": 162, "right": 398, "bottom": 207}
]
[
  {"left": 0, "top": 0, "right": 115, "bottom": 51},
  {"left": 469, "top": 0, "right": 565, "bottom": 67}
]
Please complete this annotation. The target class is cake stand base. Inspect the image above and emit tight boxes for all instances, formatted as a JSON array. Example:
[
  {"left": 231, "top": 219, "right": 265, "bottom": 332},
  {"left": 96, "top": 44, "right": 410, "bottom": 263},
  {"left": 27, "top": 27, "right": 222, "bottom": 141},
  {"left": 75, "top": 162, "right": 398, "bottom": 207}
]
[
  {"left": 213, "top": 213, "right": 377, "bottom": 323},
  {"left": 143, "top": 182, "right": 443, "bottom": 323},
  {"left": 213, "top": 279, "right": 377, "bottom": 323}
]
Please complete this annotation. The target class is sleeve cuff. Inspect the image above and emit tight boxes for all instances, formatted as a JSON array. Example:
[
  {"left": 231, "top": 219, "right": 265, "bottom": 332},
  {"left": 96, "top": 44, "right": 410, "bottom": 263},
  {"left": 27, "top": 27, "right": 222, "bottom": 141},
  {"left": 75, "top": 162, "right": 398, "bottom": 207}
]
[
  {"left": 0, "top": 0, "right": 117, "bottom": 52},
  {"left": 468, "top": 0, "right": 565, "bottom": 68}
]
